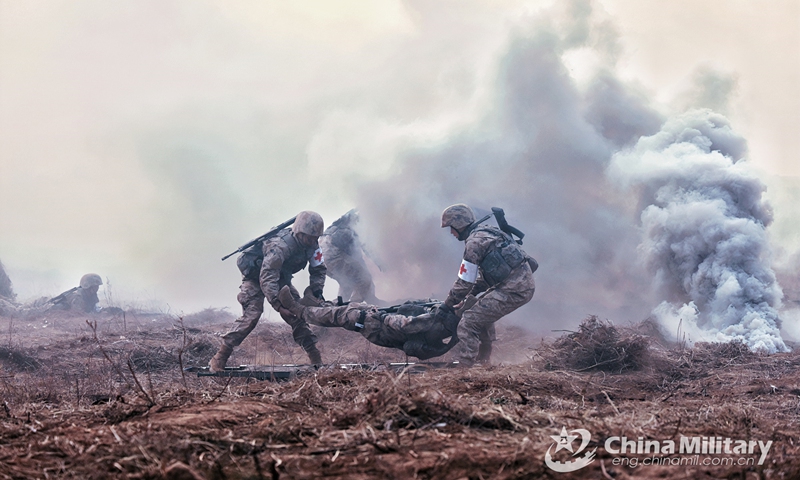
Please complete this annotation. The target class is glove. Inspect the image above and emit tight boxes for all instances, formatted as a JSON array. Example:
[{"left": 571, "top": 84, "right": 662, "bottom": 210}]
[
  {"left": 303, "top": 286, "right": 325, "bottom": 300},
  {"left": 434, "top": 303, "right": 454, "bottom": 323},
  {"left": 433, "top": 304, "right": 458, "bottom": 334},
  {"left": 436, "top": 304, "right": 455, "bottom": 317}
]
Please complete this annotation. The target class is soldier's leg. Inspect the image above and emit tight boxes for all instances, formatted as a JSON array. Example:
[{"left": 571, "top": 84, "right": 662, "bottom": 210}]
[
  {"left": 280, "top": 311, "right": 322, "bottom": 364},
  {"left": 322, "top": 254, "right": 355, "bottom": 302},
  {"left": 211, "top": 279, "right": 264, "bottom": 372},
  {"left": 455, "top": 269, "right": 534, "bottom": 366},
  {"left": 337, "top": 281, "right": 355, "bottom": 304},
  {"left": 344, "top": 256, "right": 376, "bottom": 303},
  {"left": 277, "top": 284, "right": 322, "bottom": 364},
  {"left": 476, "top": 324, "right": 496, "bottom": 364}
]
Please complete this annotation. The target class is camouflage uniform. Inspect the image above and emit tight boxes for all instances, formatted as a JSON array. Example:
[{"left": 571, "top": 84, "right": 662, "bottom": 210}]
[
  {"left": 51, "top": 274, "right": 103, "bottom": 313},
  {"left": 319, "top": 211, "right": 378, "bottom": 303},
  {"left": 220, "top": 228, "right": 326, "bottom": 362},
  {"left": 279, "top": 287, "right": 458, "bottom": 360},
  {"left": 59, "top": 287, "right": 101, "bottom": 313},
  {"left": 444, "top": 217, "right": 536, "bottom": 367}
]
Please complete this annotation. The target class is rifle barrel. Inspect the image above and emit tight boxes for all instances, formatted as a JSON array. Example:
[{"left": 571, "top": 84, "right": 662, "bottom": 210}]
[{"left": 221, "top": 216, "right": 297, "bottom": 261}]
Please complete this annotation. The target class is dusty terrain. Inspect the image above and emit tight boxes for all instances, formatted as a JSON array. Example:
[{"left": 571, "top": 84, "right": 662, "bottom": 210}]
[{"left": 1, "top": 308, "right": 799, "bottom": 479}]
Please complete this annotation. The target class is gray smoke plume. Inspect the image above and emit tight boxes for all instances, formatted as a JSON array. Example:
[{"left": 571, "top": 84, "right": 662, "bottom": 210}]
[
  {"left": 352, "top": 4, "right": 665, "bottom": 328},
  {"left": 608, "top": 109, "right": 787, "bottom": 352}
]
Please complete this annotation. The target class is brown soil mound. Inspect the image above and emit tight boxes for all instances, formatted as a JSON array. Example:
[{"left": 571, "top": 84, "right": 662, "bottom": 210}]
[{"left": 543, "top": 315, "right": 650, "bottom": 373}]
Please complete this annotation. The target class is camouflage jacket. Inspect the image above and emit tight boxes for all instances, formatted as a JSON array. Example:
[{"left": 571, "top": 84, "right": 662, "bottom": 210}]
[
  {"left": 320, "top": 224, "right": 359, "bottom": 257},
  {"left": 259, "top": 229, "right": 326, "bottom": 310},
  {"left": 444, "top": 225, "right": 531, "bottom": 307},
  {"left": 59, "top": 287, "right": 99, "bottom": 313}
]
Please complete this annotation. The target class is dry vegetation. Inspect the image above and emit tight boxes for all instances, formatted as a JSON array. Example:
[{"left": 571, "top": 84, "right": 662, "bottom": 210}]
[{"left": 0, "top": 309, "right": 799, "bottom": 479}]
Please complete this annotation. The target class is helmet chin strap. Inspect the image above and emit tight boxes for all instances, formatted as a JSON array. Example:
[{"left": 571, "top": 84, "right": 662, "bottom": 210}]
[{"left": 460, "top": 213, "right": 493, "bottom": 241}]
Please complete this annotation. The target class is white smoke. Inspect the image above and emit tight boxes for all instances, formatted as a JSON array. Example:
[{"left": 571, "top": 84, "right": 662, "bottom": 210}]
[{"left": 608, "top": 110, "right": 787, "bottom": 352}]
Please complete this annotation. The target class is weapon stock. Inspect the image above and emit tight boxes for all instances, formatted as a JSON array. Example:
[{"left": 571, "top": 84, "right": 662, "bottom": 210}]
[
  {"left": 221, "top": 216, "right": 297, "bottom": 261},
  {"left": 378, "top": 301, "right": 441, "bottom": 314},
  {"left": 48, "top": 286, "right": 78, "bottom": 305},
  {"left": 491, "top": 207, "right": 524, "bottom": 244}
]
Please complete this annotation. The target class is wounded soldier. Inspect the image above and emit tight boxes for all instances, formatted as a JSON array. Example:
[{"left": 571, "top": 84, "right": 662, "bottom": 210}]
[{"left": 277, "top": 285, "right": 460, "bottom": 360}]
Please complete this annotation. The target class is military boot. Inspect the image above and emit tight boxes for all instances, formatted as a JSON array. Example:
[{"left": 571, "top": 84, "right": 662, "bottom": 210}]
[
  {"left": 278, "top": 286, "right": 305, "bottom": 318},
  {"left": 305, "top": 345, "right": 323, "bottom": 367},
  {"left": 476, "top": 342, "right": 492, "bottom": 364},
  {"left": 209, "top": 344, "right": 233, "bottom": 373}
]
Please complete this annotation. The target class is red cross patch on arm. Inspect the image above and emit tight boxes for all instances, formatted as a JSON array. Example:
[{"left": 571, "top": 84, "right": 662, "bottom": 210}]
[
  {"left": 458, "top": 259, "right": 478, "bottom": 283},
  {"left": 310, "top": 248, "right": 324, "bottom": 267}
]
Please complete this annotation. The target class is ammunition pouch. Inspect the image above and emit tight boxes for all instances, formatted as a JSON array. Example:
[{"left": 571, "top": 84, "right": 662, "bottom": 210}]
[
  {"left": 236, "top": 250, "right": 263, "bottom": 280},
  {"left": 527, "top": 256, "right": 539, "bottom": 273},
  {"left": 354, "top": 310, "right": 367, "bottom": 331},
  {"left": 480, "top": 243, "right": 525, "bottom": 285}
]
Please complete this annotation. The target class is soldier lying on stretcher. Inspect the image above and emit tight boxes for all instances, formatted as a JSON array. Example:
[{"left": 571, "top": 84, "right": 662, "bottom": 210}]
[{"left": 277, "top": 285, "right": 462, "bottom": 360}]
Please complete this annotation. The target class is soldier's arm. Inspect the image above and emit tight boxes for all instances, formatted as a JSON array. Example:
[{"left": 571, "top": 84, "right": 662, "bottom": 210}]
[
  {"left": 469, "top": 273, "right": 490, "bottom": 297},
  {"left": 66, "top": 290, "right": 85, "bottom": 311},
  {"left": 307, "top": 246, "right": 327, "bottom": 297},
  {"left": 444, "top": 234, "right": 492, "bottom": 307},
  {"left": 260, "top": 242, "right": 287, "bottom": 310}
]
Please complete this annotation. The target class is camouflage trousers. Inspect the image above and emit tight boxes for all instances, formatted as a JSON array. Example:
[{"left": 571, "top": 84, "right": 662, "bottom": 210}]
[
  {"left": 222, "top": 279, "right": 318, "bottom": 353},
  {"left": 324, "top": 253, "right": 377, "bottom": 303},
  {"left": 454, "top": 264, "right": 535, "bottom": 366}
]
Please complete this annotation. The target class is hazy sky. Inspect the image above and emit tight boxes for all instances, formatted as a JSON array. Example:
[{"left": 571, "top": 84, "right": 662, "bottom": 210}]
[{"left": 1, "top": 1, "right": 798, "bottom": 336}]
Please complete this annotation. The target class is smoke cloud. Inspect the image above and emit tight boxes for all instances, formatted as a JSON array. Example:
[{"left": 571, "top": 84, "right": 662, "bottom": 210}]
[
  {"left": 1, "top": 0, "right": 797, "bottom": 347},
  {"left": 608, "top": 110, "right": 787, "bottom": 352},
  {"left": 351, "top": 2, "right": 666, "bottom": 329}
]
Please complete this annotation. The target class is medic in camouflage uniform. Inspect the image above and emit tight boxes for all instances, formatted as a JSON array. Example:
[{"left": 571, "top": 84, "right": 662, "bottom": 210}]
[
  {"left": 439, "top": 204, "right": 536, "bottom": 367},
  {"left": 319, "top": 209, "right": 379, "bottom": 304},
  {"left": 210, "top": 211, "right": 327, "bottom": 372},
  {"left": 277, "top": 285, "right": 459, "bottom": 360}
]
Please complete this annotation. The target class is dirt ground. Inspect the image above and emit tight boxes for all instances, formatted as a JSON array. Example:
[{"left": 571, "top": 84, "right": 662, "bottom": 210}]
[{"left": 1, "top": 308, "right": 799, "bottom": 479}]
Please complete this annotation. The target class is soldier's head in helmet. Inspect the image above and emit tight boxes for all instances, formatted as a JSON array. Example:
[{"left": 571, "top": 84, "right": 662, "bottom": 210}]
[
  {"left": 441, "top": 204, "right": 475, "bottom": 241},
  {"left": 79, "top": 273, "right": 103, "bottom": 294},
  {"left": 292, "top": 211, "right": 324, "bottom": 247}
]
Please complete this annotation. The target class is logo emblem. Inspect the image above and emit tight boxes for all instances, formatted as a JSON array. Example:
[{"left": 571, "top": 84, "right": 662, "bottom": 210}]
[{"left": 544, "top": 426, "right": 596, "bottom": 472}]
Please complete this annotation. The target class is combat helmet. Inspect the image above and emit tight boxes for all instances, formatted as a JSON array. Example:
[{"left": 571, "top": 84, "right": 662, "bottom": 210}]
[
  {"left": 292, "top": 211, "right": 324, "bottom": 237},
  {"left": 79, "top": 273, "right": 103, "bottom": 289},
  {"left": 441, "top": 204, "right": 475, "bottom": 240}
]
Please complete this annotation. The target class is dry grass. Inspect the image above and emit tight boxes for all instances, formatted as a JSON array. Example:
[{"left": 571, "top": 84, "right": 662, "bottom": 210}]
[
  {"left": 542, "top": 315, "right": 651, "bottom": 373},
  {"left": 0, "top": 309, "right": 798, "bottom": 479}
]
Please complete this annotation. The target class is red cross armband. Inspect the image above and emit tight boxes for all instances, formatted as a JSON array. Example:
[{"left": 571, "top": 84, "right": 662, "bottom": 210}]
[
  {"left": 457, "top": 259, "right": 478, "bottom": 283},
  {"left": 310, "top": 248, "right": 324, "bottom": 267}
]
